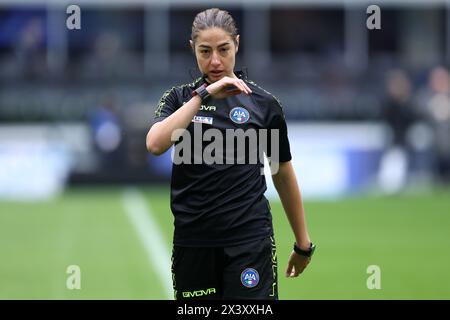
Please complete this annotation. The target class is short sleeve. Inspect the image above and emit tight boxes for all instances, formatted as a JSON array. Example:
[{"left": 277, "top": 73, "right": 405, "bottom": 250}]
[
  {"left": 267, "top": 99, "right": 292, "bottom": 163},
  {"left": 152, "top": 88, "right": 179, "bottom": 125}
]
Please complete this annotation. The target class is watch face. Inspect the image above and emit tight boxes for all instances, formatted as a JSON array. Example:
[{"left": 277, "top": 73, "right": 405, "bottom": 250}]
[{"left": 310, "top": 244, "right": 316, "bottom": 256}]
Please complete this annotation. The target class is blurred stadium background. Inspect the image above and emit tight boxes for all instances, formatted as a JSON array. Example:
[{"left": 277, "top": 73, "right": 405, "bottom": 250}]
[{"left": 1, "top": 0, "right": 450, "bottom": 299}]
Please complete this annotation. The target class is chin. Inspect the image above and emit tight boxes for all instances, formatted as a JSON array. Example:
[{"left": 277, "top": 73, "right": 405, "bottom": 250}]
[{"left": 208, "top": 74, "right": 222, "bottom": 82}]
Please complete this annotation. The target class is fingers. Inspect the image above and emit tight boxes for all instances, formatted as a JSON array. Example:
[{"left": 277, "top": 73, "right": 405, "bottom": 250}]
[
  {"left": 289, "top": 266, "right": 302, "bottom": 278},
  {"left": 286, "top": 256, "right": 311, "bottom": 278},
  {"left": 285, "top": 261, "right": 294, "bottom": 278},
  {"left": 210, "top": 77, "right": 252, "bottom": 98},
  {"left": 234, "top": 79, "right": 252, "bottom": 95},
  {"left": 223, "top": 78, "right": 252, "bottom": 95}
]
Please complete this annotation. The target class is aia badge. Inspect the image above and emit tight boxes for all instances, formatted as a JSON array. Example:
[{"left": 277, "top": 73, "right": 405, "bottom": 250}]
[
  {"left": 229, "top": 107, "right": 250, "bottom": 124},
  {"left": 241, "top": 268, "right": 259, "bottom": 288}
]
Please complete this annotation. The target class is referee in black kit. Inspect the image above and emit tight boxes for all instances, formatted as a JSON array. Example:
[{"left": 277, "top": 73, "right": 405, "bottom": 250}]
[{"left": 146, "top": 8, "right": 315, "bottom": 300}]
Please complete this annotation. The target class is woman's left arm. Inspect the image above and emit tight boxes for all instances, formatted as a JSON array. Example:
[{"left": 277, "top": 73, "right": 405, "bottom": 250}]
[{"left": 271, "top": 160, "right": 313, "bottom": 277}]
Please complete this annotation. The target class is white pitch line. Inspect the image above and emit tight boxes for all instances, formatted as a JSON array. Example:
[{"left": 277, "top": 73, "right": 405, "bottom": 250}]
[{"left": 121, "top": 188, "right": 173, "bottom": 299}]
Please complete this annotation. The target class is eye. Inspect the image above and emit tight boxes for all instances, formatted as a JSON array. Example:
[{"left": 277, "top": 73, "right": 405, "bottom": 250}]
[
  {"left": 200, "top": 49, "right": 210, "bottom": 54},
  {"left": 220, "top": 47, "right": 229, "bottom": 52}
]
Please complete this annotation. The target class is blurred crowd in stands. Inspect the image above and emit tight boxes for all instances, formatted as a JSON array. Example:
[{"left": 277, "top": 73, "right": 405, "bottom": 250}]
[
  {"left": 382, "top": 67, "right": 450, "bottom": 183},
  {"left": 0, "top": 7, "right": 449, "bottom": 183}
]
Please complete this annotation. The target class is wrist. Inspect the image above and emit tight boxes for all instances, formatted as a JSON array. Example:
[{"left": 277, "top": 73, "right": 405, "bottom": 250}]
[
  {"left": 293, "top": 242, "right": 316, "bottom": 257},
  {"left": 295, "top": 240, "right": 311, "bottom": 251},
  {"left": 192, "top": 83, "right": 211, "bottom": 102},
  {"left": 205, "top": 83, "right": 219, "bottom": 97}
]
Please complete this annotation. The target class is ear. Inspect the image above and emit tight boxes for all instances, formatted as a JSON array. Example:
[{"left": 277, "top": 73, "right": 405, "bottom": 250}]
[
  {"left": 235, "top": 35, "right": 240, "bottom": 53},
  {"left": 189, "top": 40, "right": 195, "bottom": 53}
]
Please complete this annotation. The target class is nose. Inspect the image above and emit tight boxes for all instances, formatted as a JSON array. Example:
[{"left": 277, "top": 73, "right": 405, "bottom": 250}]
[{"left": 211, "top": 51, "right": 221, "bottom": 66}]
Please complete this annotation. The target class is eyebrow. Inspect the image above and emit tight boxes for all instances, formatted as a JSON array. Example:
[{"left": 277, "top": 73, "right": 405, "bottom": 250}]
[{"left": 198, "top": 42, "right": 231, "bottom": 49}]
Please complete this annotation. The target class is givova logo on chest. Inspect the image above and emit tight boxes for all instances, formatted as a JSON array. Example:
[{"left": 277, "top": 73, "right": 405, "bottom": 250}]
[{"left": 199, "top": 105, "right": 216, "bottom": 112}]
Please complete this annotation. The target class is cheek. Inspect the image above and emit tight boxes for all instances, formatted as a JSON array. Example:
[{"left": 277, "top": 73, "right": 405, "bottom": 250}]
[
  {"left": 199, "top": 57, "right": 209, "bottom": 68},
  {"left": 196, "top": 57, "right": 210, "bottom": 72},
  {"left": 226, "top": 54, "right": 235, "bottom": 67}
]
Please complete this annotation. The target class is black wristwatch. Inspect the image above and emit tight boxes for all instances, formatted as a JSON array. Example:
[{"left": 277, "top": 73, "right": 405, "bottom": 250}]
[
  {"left": 293, "top": 242, "right": 316, "bottom": 258},
  {"left": 193, "top": 84, "right": 211, "bottom": 102}
]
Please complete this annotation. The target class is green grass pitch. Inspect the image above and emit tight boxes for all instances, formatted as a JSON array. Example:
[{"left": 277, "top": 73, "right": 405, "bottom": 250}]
[{"left": 0, "top": 186, "right": 449, "bottom": 299}]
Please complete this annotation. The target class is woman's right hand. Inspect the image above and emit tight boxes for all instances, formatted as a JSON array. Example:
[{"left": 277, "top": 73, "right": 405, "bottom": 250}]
[{"left": 206, "top": 76, "right": 252, "bottom": 99}]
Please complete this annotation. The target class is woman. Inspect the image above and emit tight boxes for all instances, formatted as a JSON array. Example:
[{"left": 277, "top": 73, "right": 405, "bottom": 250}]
[{"left": 146, "top": 8, "right": 315, "bottom": 300}]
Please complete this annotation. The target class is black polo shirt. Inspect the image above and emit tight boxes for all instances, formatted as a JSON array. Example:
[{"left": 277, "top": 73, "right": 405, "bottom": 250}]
[{"left": 153, "top": 72, "right": 291, "bottom": 247}]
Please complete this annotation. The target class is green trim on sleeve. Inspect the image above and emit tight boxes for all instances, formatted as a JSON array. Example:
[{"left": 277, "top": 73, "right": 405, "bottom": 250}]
[{"left": 154, "top": 77, "right": 202, "bottom": 118}]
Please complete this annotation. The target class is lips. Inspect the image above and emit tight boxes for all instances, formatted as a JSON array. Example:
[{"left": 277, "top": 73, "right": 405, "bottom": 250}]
[{"left": 210, "top": 70, "right": 223, "bottom": 76}]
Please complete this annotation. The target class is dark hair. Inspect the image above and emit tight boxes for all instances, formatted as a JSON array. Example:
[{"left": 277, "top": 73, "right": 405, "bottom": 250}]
[{"left": 191, "top": 8, "right": 238, "bottom": 46}]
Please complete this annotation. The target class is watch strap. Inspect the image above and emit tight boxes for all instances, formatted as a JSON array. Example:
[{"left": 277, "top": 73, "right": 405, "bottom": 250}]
[
  {"left": 193, "top": 83, "right": 210, "bottom": 101},
  {"left": 293, "top": 242, "right": 315, "bottom": 257}
]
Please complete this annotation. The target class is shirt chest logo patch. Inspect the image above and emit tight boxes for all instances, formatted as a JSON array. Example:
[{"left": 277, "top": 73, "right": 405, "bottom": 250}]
[
  {"left": 192, "top": 116, "right": 213, "bottom": 125},
  {"left": 229, "top": 107, "right": 250, "bottom": 124}
]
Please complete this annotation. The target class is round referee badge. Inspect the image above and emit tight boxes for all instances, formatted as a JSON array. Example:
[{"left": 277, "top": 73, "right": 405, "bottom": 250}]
[
  {"left": 229, "top": 107, "right": 250, "bottom": 124},
  {"left": 241, "top": 268, "right": 259, "bottom": 288}
]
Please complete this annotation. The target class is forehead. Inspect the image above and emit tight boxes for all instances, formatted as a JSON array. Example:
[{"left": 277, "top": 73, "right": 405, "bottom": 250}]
[{"left": 196, "top": 27, "right": 234, "bottom": 46}]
